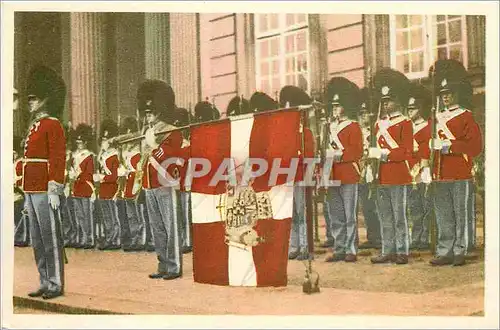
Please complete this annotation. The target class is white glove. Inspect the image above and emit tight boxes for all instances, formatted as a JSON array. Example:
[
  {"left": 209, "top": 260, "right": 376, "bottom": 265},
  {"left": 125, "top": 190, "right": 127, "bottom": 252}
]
[
  {"left": 90, "top": 192, "right": 96, "bottom": 203},
  {"left": 365, "top": 165, "right": 374, "bottom": 183},
  {"left": 430, "top": 138, "right": 443, "bottom": 150},
  {"left": 64, "top": 185, "right": 70, "bottom": 198},
  {"left": 380, "top": 148, "right": 390, "bottom": 162},
  {"left": 48, "top": 194, "right": 60, "bottom": 210},
  {"left": 368, "top": 147, "right": 381, "bottom": 159},
  {"left": 421, "top": 167, "right": 432, "bottom": 184},
  {"left": 68, "top": 169, "right": 77, "bottom": 180},
  {"left": 117, "top": 166, "right": 127, "bottom": 177},
  {"left": 145, "top": 128, "right": 159, "bottom": 149},
  {"left": 93, "top": 173, "right": 104, "bottom": 182}
]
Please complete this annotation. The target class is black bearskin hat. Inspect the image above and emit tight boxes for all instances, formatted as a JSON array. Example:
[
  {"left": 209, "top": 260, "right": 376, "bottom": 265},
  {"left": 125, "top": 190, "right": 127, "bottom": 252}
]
[
  {"left": 173, "top": 107, "right": 192, "bottom": 127},
  {"left": 325, "top": 77, "right": 361, "bottom": 119},
  {"left": 226, "top": 96, "right": 251, "bottom": 116},
  {"left": 249, "top": 91, "right": 279, "bottom": 113},
  {"left": 99, "top": 119, "right": 119, "bottom": 141},
  {"left": 74, "top": 123, "right": 94, "bottom": 143},
  {"left": 119, "top": 116, "right": 139, "bottom": 135},
  {"left": 194, "top": 101, "right": 219, "bottom": 123},
  {"left": 26, "top": 66, "right": 66, "bottom": 119},
  {"left": 431, "top": 59, "right": 472, "bottom": 109},
  {"left": 407, "top": 82, "right": 433, "bottom": 120},
  {"left": 279, "top": 85, "right": 312, "bottom": 108},
  {"left": 13, "top": 135, "right": 23, "bottom": 155},
  {"left": 372, "top": 67, "right": 410, "bottom": 106},
  {"left": 137, "top": 80, "right": 176, "bottom": 123}
]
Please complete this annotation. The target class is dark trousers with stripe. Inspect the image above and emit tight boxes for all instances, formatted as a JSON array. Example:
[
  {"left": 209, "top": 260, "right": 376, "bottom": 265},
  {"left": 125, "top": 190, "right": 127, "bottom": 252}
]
[
  {"left": 145, "top": 186, "right": 182, "bottom": 274},
  {"left": 61, "top": 196, "right": 78, "bottom": 246},
  {"left": 376, "top": 185, "right": 410, "bottom": 256},
  {"left": 72, "top": 197, "right": 94, "bottom": 247},
  {"left": 14, "top": 198, "right": 30, "bottom": 245},
  {"left": 358, "top": 183, "right": 381, "bottom": 245},
  {"left": 327, "top": 184, "right": 359, "bottom": 255},
  {"left": 408, "top": 183, "right": 431, "bottom": 248},
  {"left": 118, "top": 198, "right": 146, "bottom": 247},
  {"left": 95, "top": 199, "right": 121, "bottom": 247},
  {"left": 25, "top": 193, "right": 65, "bottom": 293},
  {"left": 116, "top": 199, "right": 131, "bottom": 248},
  {"left": 434, "top": 180, "right": 474, "bottom": 257}
]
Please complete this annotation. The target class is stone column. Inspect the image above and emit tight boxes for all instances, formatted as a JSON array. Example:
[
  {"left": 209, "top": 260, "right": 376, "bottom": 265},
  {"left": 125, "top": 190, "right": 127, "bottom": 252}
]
[
  {"left": 145, "top": 13, "right": 170, "bottom": 83},
  {"left": 69, "top": 12, "right": 107, "bottom": 133},
  {"left": 170, "top": 13, "right": 199, "bottom": 110},
  {"left": 235, "top": 13, "right": 256, "bottom": 98},
  {"left": 374, "top": 15, "right": 391, "bottom": 71}
]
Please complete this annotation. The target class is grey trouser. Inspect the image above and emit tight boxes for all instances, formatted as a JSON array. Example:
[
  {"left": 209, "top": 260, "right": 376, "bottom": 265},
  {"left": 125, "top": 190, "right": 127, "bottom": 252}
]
[
  {"left": 358, "top": 183, "right": 381, "bottom": 245},
  {"left": 323, "top": 193, "right": 334, "bottom": 244},
  {"left": 434, "top": 180, "right": 474, "bottom": 257},
  {"left": 376, "top": 185, "right": 410, "bottom": 256},
  {"left": 327, "top": 184, "right": 359, "bottom": 255},
  {"left": 25, "top": 193, "right": 65, "bottom": 293},
  {"left": 122, "top": 199, "right": 146, "bottom": 247},
  {"left": 145, "top": 186, "right": 182, "bottom": 274},
  {"left": 72, "top": 197, "right": 94, "bottom": 247},
  {"left": 289, "top": 185, "right": 308, "bottom": 252},
  {"left": 95, "top": 199, "right": 121, "bottom": 247},
  {"left": 61, "top": 196, "right": 78, "bottom": 246},
  {"left": 408, "top": 183, "right": 431, "bottom": 247},
  {"left": 177, "top": 191, "right": 192, "bottom": 249},
  {"left": 467, "top": 184, "right": 476, "bottom": 253},
  {"left": 14, "top": 199, "right": 30, "bottom": 245}
]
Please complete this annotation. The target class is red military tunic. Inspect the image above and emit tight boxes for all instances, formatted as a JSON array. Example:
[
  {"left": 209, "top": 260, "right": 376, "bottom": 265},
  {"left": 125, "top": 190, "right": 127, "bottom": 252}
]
[
  {"left": 409, "top": 119, "right": 431, "bottom": 182},
  {"left": 98, "top": 149, "right": 119, "bottom": 199},
  {"left": 328, "top": 120, "right": 363, "bottom": 184},
  {"left": 375, "top": 113, "right": 413, "bottom": 185},
  {"left": 122, "top": 148, "right": 141, "bottom": 199},
  {"left": 142, "top": 129, "right": 183, "bottom": 190},
  {"left": 433, "top": 106, "right": 482, "bottom": 181},
  {"left": 23, "top": 115, "right": 66, "bottom": 194},
  {"left": 71, "top": 149, "right": 95, "bottom": 198},
  {"left": 296, "top": 127, "right": 315, "bottom": 183}
]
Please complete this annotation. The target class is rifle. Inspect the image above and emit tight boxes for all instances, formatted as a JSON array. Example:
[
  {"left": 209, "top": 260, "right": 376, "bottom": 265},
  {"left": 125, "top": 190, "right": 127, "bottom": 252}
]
[
  {"left": 428, "top": 64, "right": 440, "bottom": 255},
  {"left": 367, "top": 69, "right": 381, "bottom": 200}
]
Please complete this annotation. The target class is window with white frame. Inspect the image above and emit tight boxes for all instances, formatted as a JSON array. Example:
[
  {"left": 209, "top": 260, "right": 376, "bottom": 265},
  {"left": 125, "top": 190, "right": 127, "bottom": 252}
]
[
  {"left": 390, "top": 15, "right": 468, "bottom": 79},
  {"left": 255, "top": 14, "right": 310, "bottom": 98}
]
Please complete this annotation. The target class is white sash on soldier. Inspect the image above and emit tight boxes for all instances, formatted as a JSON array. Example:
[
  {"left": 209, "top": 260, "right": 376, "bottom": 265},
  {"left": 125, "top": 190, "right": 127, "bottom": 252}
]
[
  {"left": 376, "top": 115, "right": 405, "bottom": 149},
  {"left": 436, "top": 107, "right": 466, "bottom": 141},
  {"left": 329, "top": 120, "right": 352, "bottom": 151},
  {"left": 100, "top": 149, "right": 118, "bottom": 175}
]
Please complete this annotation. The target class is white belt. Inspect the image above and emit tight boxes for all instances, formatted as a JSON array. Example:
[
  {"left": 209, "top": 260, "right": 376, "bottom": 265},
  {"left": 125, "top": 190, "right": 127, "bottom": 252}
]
[{"left": 23, "top": 158, "right": 48, "bottom": 163}]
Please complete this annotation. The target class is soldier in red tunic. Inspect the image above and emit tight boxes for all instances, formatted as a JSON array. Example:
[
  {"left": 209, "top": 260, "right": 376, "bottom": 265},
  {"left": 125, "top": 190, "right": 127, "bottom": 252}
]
[
  {"left": 68, "top": 124, "right": 95, "bottom": 249},
  {"left": 23, "top": 66, "right": 67, "bottom": 299},
  {"left": 138, "top": 80, "right": 184, "bottom": 280},
  {"left": 406, "top": 82, "right": 433, "bottom": 251},
  {"left": 94, "top": 120, "right": 121, "bottom": 250},
  {"left": 368, "top": 68, "right": 413, "bottom": 265},
  {"left": 322, "top": 78, "right": 363, "bottom": 263},
  {"left": 173, "top": 107, "right": 193, "bottom": 254},
  {"left": 429, "top": 59, "right": 482, "bottom": 266}
]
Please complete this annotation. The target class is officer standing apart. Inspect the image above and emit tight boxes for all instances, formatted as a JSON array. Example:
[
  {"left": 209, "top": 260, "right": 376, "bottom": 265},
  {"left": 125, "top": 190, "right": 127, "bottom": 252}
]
[
  {"left": 406, "top": 82, "right": 433, "bottom": 251},
  {"left": 138, "top": 80, "right": 184, "bottom": 280},
  {"left": 323, "top": 77, "right": 363, "bottom": 263},
  {"left": 23, "top": 66, "right": 67, "bottom": 299},
  {"left": 429, "top": 59, "right": 482, "bottom": 266},
  {"left": 368, "top": 68, "right": 413, "bottom": 265}
]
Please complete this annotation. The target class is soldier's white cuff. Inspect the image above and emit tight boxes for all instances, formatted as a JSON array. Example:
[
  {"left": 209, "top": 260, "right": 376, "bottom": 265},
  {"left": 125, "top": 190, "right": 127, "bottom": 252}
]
[
  {"left": 48, "top": 180, "right": 65, "bottom": 195},
  {"left": 380, "top": 148, "right": 390, "bottom": 162}
]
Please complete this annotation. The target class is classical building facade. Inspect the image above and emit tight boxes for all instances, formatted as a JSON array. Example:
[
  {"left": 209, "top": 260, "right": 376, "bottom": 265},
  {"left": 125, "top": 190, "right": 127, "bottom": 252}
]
[{"left": 14, "top": 12, "right": 485, "bottom": 137}]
